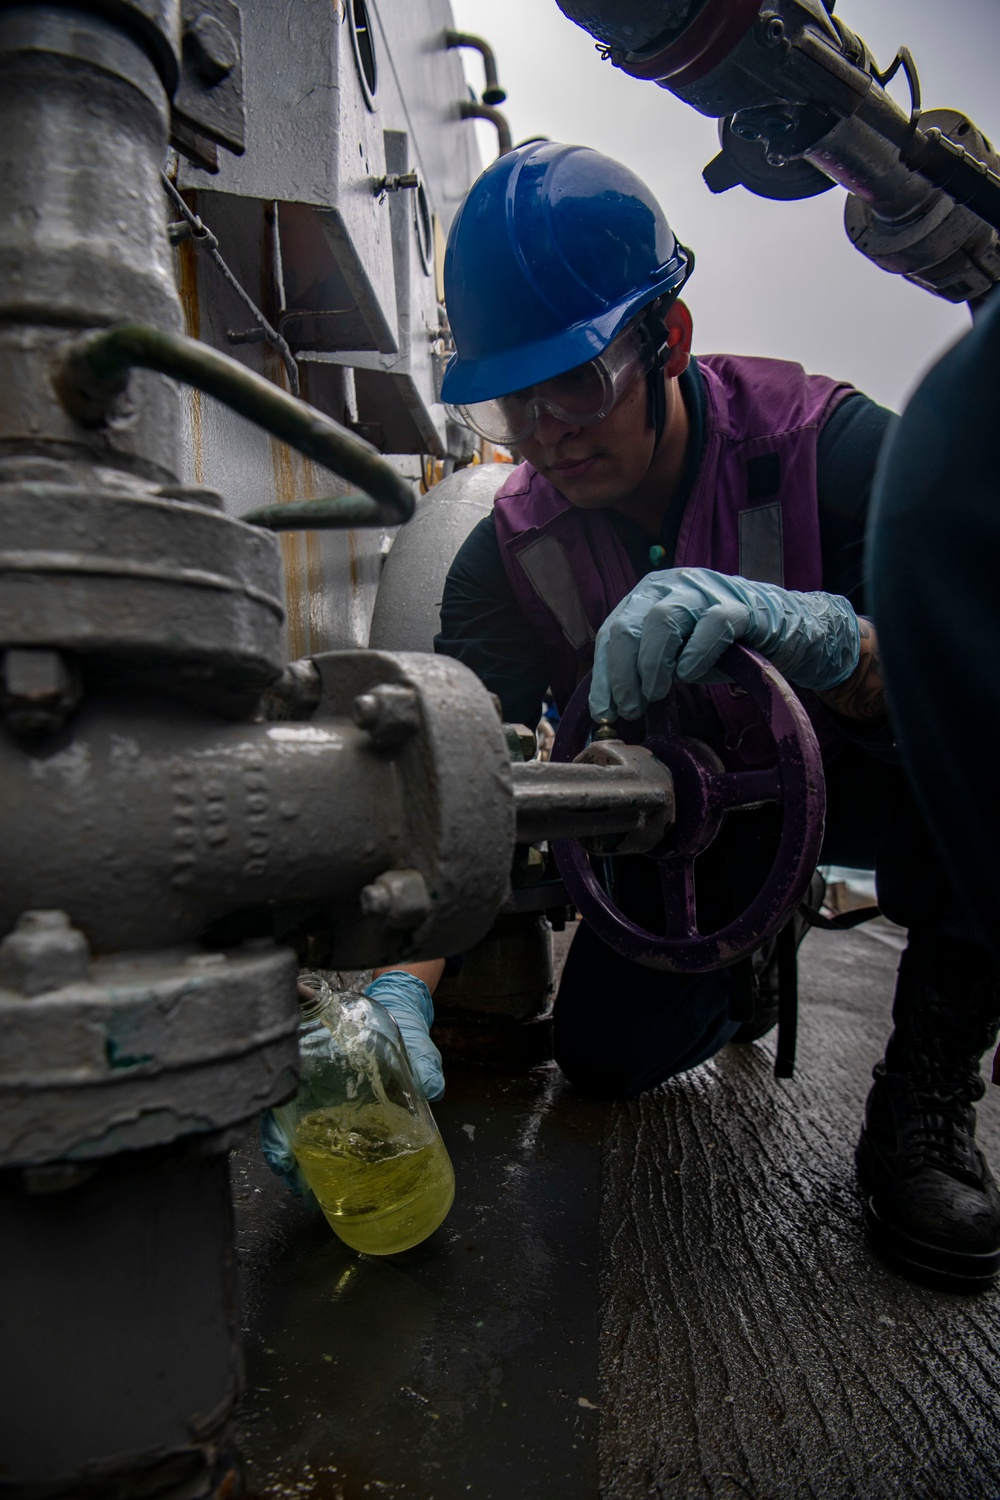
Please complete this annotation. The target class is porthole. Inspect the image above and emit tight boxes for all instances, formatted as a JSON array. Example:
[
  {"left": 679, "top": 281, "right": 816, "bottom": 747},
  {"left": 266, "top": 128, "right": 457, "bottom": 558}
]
[
  {"left": 414, "top": 181, "right": 433, "bottom": 276},
  {"left": 349, "top": 0, "right": 377, "bottom": 111}
]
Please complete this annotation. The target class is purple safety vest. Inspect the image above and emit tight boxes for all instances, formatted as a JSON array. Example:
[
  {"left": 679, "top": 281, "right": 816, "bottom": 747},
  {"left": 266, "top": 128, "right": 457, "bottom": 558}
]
[{"left": 493, "top": 353, "right": 854, "bottom": 765}]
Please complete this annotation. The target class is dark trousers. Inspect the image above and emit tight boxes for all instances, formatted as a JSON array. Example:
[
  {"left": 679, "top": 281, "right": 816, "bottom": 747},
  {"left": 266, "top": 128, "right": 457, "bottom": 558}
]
[
  {"left": 869, "top": 288, "right": 1000, "bottom": 966},
  {"left": 553, "top": 742, "right": 982, "bottom": 1098}
]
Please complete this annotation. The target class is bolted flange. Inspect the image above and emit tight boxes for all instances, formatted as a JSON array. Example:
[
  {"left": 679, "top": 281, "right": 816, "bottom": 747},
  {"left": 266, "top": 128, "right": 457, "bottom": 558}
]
[{"left": 0, "top": 940, "right": 299, "bottom": 1166}]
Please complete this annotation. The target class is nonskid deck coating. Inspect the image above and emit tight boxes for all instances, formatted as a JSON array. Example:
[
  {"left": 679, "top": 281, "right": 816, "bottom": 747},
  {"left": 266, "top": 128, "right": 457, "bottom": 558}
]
[{"left": 232, "top": 921, "right": 1000, "bottom": 1498}]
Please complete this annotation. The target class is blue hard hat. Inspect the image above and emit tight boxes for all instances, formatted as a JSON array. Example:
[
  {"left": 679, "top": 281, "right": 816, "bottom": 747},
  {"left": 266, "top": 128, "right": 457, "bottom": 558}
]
[{"left": 441, "top": 142, "right": 692, "bottom": 405}]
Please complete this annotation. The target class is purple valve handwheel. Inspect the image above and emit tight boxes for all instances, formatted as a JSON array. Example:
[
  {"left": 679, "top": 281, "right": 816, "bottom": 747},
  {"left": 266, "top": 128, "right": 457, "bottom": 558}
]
[{"left": 550, "top": 644, "right": 826, "bottom": 973}]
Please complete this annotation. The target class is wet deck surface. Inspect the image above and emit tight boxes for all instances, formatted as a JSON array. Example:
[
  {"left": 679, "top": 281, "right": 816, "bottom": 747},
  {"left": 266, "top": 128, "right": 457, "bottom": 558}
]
[{"left": 232, "top": 921, "right": 1000, "bottom": 1499}]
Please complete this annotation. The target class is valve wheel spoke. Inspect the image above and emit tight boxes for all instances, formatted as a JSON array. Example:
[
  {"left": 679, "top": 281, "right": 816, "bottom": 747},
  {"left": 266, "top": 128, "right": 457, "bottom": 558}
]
[
  {"left": 715, "top": 766, "right": 781, "bottom": 811},
  {"left": 659, "top": 861, "right": 698, "bottom": 940}
]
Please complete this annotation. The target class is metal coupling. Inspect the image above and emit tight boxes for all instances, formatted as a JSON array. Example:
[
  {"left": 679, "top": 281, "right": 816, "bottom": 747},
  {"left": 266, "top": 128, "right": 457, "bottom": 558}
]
[
  {"left": 352, "top": 684, "right": 421, "bottom": 748},
  {"left": 374, "top": 172, "right": 419, "bottom": 195},
  {"left": 0, "top": 910, "right": 89, "bottom": 997},
  {"left": 511, "top": 742, "right": 675, "bottom": 853}
]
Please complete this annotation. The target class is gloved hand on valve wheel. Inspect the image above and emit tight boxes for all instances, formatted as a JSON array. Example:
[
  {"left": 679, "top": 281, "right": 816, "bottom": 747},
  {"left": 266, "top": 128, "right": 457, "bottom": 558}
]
[
  {"left": 260, "top": 966, "right": 446, "bottom": 1196},
  {"left": 588, "top": 566, "right": 861, "bottom": 722}
]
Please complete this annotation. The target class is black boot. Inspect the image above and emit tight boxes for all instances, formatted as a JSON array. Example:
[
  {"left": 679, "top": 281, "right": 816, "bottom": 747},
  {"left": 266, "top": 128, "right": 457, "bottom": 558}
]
[{"left": 856, "top": 941, "right": 1000, "bottom": 1292}]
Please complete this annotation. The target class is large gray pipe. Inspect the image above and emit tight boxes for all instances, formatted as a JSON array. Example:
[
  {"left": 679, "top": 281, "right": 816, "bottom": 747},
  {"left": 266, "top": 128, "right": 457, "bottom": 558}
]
[{"left": 368, "top": 463, "right": 509, "bottom": 654}]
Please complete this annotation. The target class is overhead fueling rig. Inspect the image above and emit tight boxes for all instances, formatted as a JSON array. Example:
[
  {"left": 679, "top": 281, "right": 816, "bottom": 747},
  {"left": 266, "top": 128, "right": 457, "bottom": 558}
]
[{"left": 558, "top": 0, "right": 1000, "bottom": 306}]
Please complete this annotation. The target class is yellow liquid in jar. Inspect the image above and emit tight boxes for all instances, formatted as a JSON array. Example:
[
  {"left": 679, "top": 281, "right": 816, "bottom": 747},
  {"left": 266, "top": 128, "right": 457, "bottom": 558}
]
[{"left": 293, "top": 1102, "right": 455, "bottom": 1255}]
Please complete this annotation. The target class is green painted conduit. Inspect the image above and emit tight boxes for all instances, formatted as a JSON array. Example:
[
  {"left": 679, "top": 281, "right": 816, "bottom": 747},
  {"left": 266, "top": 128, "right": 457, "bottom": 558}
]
[{"left": 55, "top": 323, "right": 415, "bottom": 530}]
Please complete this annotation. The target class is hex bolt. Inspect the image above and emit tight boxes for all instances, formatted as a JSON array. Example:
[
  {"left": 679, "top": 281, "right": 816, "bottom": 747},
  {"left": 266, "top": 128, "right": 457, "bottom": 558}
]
[
  {"left": 264, "top": 658, "right": 323, "bottom": 718},
  {"left": 0, "top": 910, "right": 90, "bottom": 997},
  {"left": 352, "top": 684, "right": 421, "bottom": 749},
  {"left": 1, "top": 648, "right": 82, "bottom": 735},
  {"left": 359, "top": 869, "right": 433, "bottom": 930},
  {"left": 504, "top": 722, "right": 537, "bottom": 761},
  {"left": 185, "top": 13, "right": 238, "bottom": 84}
]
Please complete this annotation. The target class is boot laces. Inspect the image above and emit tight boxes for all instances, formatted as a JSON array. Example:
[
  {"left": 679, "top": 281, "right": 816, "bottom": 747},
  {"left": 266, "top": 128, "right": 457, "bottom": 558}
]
[{"left": 893, "top": 1063, "right": 986, "bottom": 1181}]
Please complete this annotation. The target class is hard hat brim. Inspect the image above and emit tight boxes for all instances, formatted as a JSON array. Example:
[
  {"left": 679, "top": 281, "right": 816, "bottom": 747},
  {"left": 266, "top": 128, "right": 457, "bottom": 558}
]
[{"left": 440, "top": 255, "right": 690, "bottom": 407}]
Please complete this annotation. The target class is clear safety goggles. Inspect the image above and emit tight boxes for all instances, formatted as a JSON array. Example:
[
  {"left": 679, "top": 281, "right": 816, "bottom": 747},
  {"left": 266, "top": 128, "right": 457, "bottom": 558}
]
[{"left": 455, "top": 316, "right": 665, "bottom": 446}]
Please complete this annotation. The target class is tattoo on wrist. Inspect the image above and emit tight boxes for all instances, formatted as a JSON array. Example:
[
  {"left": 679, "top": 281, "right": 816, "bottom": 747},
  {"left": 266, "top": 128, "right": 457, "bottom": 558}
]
[{"left": 817, "top": 619, "right": 889, "bottom": 725}]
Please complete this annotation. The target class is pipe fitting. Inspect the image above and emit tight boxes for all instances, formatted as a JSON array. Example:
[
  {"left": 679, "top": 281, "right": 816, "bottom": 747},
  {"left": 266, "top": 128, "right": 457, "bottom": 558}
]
[
  {"left": 459, "top": 101, "right": 513, "bottom": 157},
  {"left": 53, "top": 323, "right": 416, "bottom": 529},
  {"left": 445, "top": 30, "right": 507, "bottom": 105},
  {"left": 0, "top": 651, "right": 515, "bottom": 965}
]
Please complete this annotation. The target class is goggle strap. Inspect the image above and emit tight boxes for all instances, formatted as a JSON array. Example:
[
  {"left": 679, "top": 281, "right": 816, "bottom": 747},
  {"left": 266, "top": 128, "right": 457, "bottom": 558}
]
[{"left": 641, "top": 309, "right": 670, "bottom": 448}]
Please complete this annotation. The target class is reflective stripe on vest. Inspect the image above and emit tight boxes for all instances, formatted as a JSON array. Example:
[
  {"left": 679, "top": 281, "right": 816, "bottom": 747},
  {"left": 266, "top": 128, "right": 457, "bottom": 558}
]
[
  {"left": 738, "top": 501, "right": 784, "bottom": 585},
  {"left": 516, "top": 534, "right": 595, "bottom": 650}
]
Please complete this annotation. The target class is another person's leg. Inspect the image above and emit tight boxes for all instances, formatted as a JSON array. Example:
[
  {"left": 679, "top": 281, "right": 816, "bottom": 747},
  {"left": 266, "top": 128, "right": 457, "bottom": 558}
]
[
  {"left": 868, "top": 290, "right": 1000, "bottom": 967},
  {"left": 822, "top": 743, "right": 1000, "bottom": 1289}
]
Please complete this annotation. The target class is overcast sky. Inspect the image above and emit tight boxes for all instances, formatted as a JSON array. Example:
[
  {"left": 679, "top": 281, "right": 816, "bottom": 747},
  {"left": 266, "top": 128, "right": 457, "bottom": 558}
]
[{"left": 449, "top": 0, "right": 1000, "bottom": 412}]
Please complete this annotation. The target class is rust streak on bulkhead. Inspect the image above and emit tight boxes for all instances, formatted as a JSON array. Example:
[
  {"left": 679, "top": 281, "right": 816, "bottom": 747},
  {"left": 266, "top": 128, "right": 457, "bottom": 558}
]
[
  {"left": 265, "top": 346, "right": 308, "bottom": 659},
  {"left": 268, "top": 422, "right": 308, "bottom": 663},
  {"left": 301, "top": 462, "right": 332, "bottom": 655},
  {"left": 347, "top": 527, "right": 369, "bottom": 647},
  {"left": 296, "top": 362, "right": 338, "bottom": 655},
  {"left": 261, "top": 202, "right": 307, "bottom": 661},
  {"left": 347, "top": 528, "right": 360, "bottom": 594},
  {"left": 175, "top": 200, "right": 205, "bottom": 486}
]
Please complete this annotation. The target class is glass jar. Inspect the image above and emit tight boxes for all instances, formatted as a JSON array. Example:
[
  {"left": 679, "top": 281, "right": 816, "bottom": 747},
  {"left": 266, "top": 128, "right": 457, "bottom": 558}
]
[{"left": 274, "top": 976, "right": 454, "bottom": 1255}]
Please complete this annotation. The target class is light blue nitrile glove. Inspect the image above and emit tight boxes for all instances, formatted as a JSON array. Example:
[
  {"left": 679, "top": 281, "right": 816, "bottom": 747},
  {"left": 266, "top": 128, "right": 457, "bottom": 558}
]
[
  {"left": 366, "top": 970, "right": 445, "bottom": 1102},
  {"left": 589, "top": 566, "right": 861, "bottom": 722},
  {"left": 260, "top": 971, "right": 444, "bottom": 1195},
  {"left": 260, "top": 1109, "right": 313, "bottom": 1199}
]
